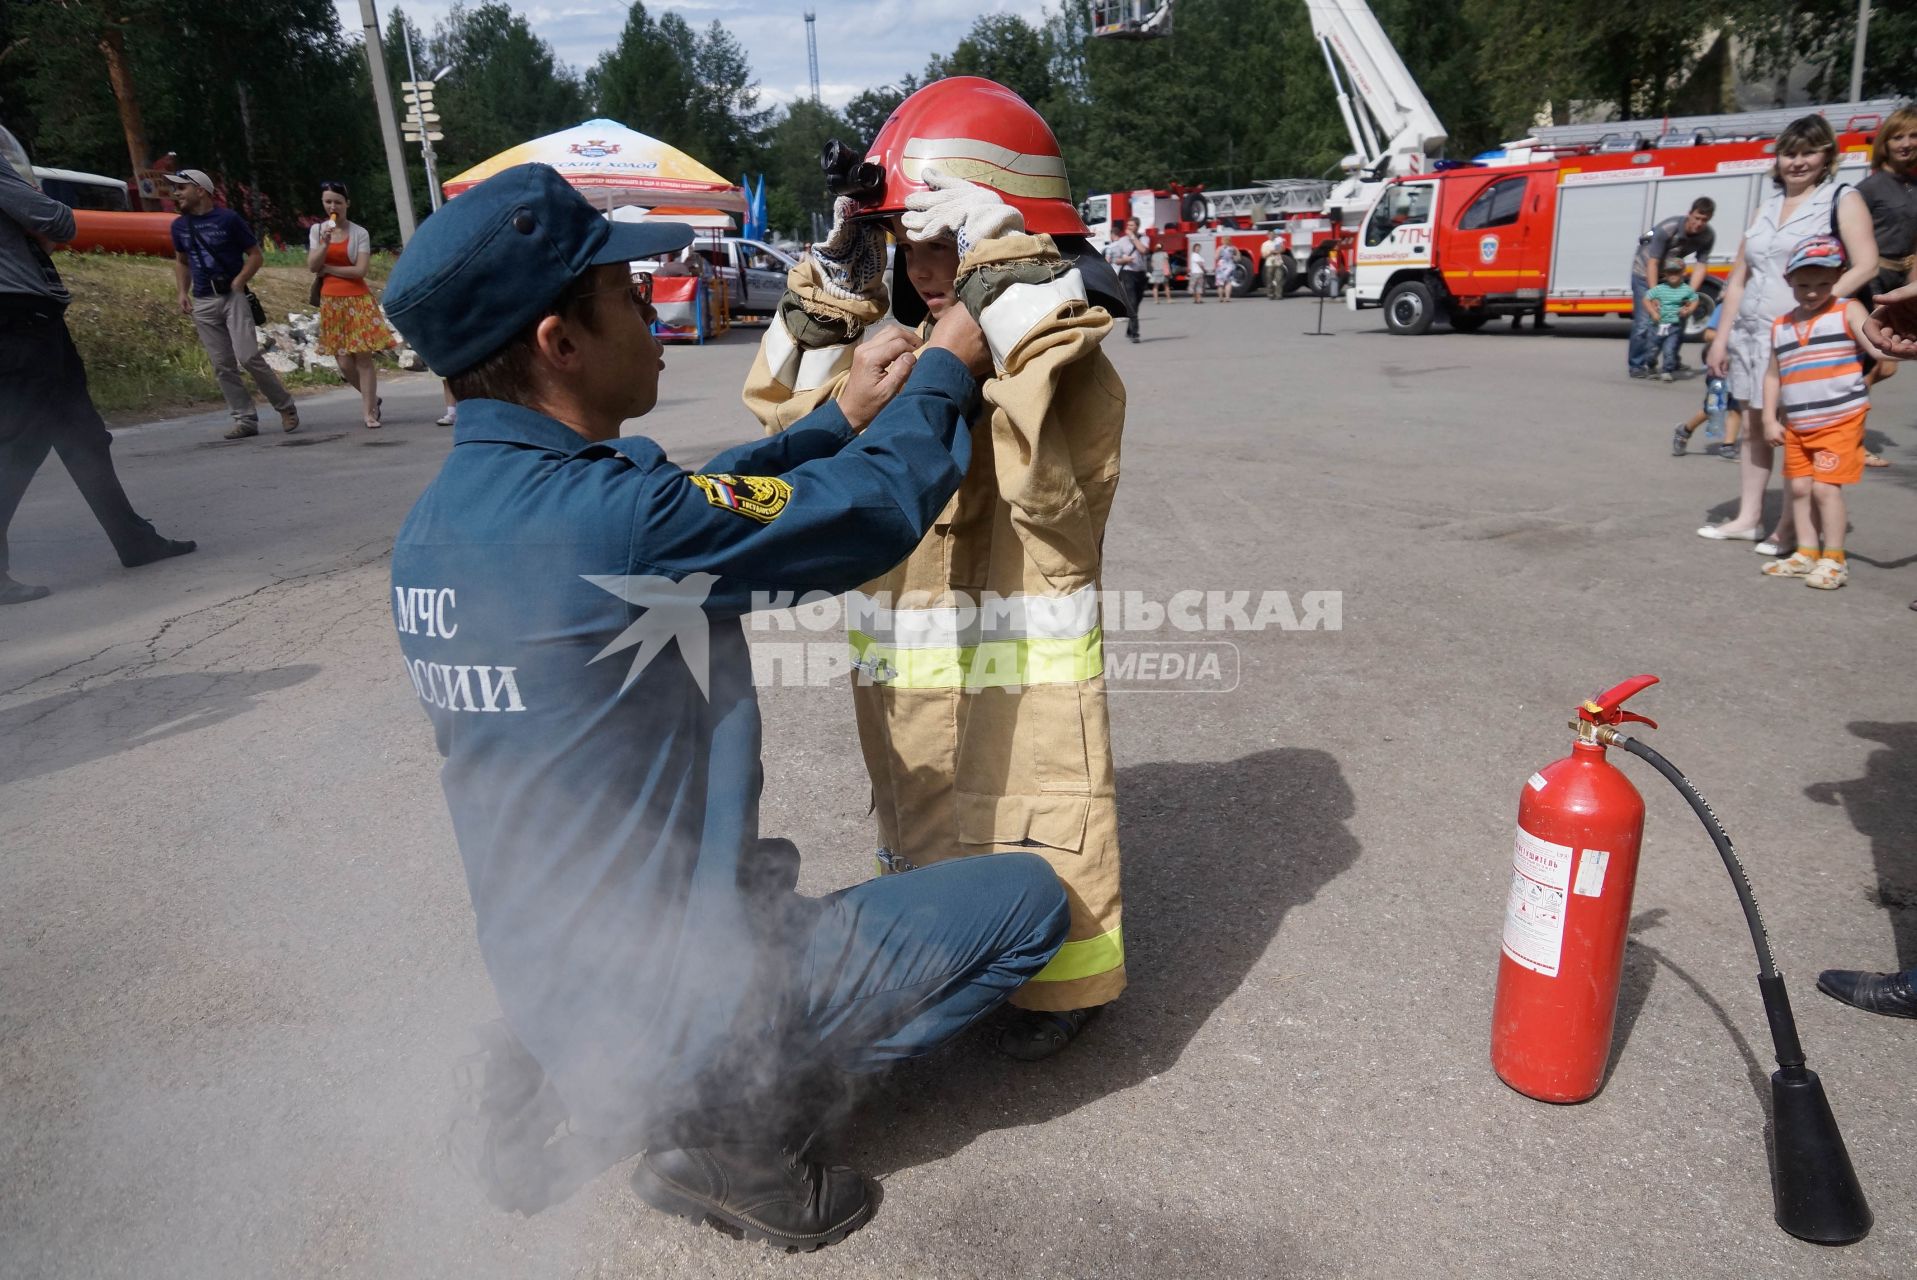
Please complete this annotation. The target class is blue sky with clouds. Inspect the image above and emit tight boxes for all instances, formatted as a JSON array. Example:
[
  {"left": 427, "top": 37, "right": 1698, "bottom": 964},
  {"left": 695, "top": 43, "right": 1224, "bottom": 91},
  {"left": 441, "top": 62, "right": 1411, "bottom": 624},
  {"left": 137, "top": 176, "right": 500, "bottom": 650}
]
[{"left": 335, "top": 1, "right": 1055, "bottom": 110}]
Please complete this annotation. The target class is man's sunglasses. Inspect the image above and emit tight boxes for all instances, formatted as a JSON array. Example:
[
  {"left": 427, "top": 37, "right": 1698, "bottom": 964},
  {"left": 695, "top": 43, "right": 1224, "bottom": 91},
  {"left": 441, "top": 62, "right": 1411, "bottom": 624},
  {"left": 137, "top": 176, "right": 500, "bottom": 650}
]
[{"left": 583, "top": 273, "right": 654, "bottom": 310}]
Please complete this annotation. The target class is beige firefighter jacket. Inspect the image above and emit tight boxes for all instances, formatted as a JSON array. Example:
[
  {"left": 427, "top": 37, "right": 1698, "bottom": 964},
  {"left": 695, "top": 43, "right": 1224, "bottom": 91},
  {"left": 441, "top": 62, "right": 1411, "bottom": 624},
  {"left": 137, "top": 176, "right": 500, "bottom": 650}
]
[{"left": 742, "top": 232, "right": 1127, "bottom": 1010}]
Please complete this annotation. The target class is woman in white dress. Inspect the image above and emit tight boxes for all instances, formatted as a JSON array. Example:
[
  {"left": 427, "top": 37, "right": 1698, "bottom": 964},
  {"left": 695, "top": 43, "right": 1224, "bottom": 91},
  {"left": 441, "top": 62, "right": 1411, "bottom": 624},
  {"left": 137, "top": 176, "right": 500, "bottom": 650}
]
[{"left": 1701, "top": 115, "right": 1877, "bottom": 550}]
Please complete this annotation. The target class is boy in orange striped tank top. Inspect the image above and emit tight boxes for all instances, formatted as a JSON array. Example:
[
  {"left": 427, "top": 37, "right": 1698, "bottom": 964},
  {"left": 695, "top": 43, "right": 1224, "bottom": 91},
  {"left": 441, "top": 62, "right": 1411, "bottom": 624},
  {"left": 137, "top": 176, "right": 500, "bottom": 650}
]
[{"left": 1760, "top": 235, "right": 1875, "bottom": 590}]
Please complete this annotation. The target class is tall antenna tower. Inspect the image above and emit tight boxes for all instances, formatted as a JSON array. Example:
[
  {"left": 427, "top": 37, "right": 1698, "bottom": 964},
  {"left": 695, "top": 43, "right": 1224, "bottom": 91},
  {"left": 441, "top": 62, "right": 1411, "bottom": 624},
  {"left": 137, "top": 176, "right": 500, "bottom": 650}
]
[{"left": 804, "top": 10, "right": 821, "bottom": 104}]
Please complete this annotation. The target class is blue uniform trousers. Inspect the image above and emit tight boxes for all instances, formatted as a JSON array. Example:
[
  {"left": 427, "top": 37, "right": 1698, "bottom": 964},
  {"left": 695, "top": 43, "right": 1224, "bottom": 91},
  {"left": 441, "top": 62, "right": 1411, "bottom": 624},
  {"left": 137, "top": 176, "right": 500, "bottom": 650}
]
[
  {"left": 652, "top": 851, "right": 1069, "bottom": 1150},
  {"left": 792, "top": 852, "right": 1068, "bottom": 1072}
]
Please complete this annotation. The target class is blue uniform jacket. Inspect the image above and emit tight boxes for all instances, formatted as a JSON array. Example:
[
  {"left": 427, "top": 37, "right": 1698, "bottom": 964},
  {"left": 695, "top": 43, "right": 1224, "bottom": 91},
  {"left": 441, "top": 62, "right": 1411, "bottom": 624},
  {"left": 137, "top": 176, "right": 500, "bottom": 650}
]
[{"left": 391, "top": 349, "right": 976, "bottom": 1143}]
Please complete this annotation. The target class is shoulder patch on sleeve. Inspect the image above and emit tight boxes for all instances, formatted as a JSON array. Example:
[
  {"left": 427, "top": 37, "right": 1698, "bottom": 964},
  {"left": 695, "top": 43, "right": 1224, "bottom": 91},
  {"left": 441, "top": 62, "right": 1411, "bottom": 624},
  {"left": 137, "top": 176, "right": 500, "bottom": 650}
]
[{"left": 690, "top": 472, "right": 792, "bottom": 523}]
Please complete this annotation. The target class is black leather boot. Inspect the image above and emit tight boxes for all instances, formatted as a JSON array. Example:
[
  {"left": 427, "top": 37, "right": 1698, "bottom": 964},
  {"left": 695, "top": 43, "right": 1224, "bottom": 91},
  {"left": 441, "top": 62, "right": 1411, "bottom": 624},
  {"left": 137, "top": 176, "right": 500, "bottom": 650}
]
[
  {"left": 1816, "top": 969, "right": 1917, "bottom": 1019},
  {"left": 631, "top": 1144, "right": 874, "bottom": 1251}
]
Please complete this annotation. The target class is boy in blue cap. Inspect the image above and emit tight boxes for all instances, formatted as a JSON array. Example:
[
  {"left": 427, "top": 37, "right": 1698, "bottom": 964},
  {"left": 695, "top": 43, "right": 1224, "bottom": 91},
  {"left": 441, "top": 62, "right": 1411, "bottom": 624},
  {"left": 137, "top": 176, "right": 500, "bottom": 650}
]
[{"left": 382, "top": 163, "right": 1068, "bottom": 1250}]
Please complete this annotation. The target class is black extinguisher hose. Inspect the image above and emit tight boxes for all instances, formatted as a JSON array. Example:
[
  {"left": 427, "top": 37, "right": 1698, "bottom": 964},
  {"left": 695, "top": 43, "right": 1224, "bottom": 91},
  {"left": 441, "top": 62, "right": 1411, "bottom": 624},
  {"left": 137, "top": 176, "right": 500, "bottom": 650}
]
[{"left": 1605, "top": 730, "right": 1806, "bottom": 1073}]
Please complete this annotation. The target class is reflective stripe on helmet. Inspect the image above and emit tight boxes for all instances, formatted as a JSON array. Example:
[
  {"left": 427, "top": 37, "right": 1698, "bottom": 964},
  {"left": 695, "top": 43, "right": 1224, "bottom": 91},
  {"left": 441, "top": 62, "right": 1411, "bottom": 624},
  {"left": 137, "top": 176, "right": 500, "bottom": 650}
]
[{"left": 899, "top": 135, "right": 1072, "bottom": 201}]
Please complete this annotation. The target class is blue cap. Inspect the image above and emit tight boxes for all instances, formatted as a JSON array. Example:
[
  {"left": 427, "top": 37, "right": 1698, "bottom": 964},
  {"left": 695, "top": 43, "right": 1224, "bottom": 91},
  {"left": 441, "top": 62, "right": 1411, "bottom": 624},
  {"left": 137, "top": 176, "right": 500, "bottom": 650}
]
[
  {"left": 1784, "top": 233, "right": 1846, "bottom": 277},
  {"left": 383, "top": 163, "right": 695, "bottom": 377}
]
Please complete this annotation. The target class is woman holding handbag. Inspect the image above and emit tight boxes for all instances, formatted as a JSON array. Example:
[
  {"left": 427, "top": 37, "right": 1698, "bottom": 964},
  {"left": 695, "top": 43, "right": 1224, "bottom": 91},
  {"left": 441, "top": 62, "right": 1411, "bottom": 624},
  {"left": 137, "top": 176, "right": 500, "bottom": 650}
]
[{"left": 306, "top": 181, "right": 392, "bottom": 429}]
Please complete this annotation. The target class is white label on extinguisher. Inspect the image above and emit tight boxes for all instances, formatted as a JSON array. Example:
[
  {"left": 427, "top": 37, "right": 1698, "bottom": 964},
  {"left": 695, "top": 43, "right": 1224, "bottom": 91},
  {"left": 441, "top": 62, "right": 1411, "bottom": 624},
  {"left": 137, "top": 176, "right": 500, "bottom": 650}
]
[
  {"left": 1573, "top": 848, "right": 1611, "bottom": 897},
  {"left": 1527, "top": 772, "right": 1548, "bottom": 793},
  {"left": 1503, "top": 826, "right": 1573, "bottom": 977}
]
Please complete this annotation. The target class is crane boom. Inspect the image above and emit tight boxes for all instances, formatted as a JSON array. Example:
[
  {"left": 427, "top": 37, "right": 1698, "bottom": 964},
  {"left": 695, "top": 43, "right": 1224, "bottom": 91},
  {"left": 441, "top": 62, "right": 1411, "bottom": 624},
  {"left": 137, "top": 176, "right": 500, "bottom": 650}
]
[{"left": 1303, "top": 0, "right": 1445, "bottom": 177}]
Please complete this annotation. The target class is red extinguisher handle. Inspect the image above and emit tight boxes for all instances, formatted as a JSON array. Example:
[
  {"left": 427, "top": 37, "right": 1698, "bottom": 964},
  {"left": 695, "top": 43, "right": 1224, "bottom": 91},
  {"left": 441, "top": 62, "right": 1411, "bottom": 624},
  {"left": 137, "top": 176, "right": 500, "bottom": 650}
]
[{"left": 1579, "top": 674, "right": 1660, "bottom": 729}]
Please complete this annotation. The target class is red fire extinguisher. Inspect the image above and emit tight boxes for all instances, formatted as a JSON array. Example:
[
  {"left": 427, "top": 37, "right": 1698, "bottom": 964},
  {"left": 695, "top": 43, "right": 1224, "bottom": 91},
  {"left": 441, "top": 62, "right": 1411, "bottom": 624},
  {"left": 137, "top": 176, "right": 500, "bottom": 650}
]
[{"left": 1491, "top": 675, "right": 1660, "bottom": 1103}]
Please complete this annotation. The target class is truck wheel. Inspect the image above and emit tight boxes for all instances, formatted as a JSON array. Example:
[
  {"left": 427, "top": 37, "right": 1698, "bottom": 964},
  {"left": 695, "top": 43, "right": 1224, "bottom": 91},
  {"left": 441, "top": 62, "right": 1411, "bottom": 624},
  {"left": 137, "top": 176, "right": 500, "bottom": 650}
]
[
  {"left": 1448, "top": 311, "right": 1488, "bottom": 333},
  {"left": 1281, "top": 263, "right": 1304, "bottom": 296},
  {"left": 1683, "top": 283, "right": 1722, "bottom": 341},
  {"left": 1384, "top": 280, "right": 1437, "bottom": 335}
]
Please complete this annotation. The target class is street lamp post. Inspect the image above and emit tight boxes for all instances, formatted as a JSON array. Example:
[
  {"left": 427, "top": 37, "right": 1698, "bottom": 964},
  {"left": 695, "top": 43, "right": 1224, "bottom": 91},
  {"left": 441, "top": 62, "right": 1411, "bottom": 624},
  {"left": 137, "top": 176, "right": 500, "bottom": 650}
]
[
  {"left": 400, "top": 33, "right": 446, "bottom": 212},
  {"left": 356, "top": 0, "right": 417, "bottom": 245}
]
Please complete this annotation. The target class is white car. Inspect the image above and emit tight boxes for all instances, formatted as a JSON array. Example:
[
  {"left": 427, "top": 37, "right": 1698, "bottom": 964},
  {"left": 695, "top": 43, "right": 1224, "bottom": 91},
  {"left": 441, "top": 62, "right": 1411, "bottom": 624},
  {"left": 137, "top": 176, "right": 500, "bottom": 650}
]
[{"left": 664, "top": 237, "right": 799, "bottom": 316}]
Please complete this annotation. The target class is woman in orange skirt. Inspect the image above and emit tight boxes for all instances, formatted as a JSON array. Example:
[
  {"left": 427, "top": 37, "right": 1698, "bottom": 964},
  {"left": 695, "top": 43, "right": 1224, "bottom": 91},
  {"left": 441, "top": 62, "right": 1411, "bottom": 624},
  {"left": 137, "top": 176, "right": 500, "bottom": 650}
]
[{"left": 306, "top": 181, "right": 393, "bottom": 429}]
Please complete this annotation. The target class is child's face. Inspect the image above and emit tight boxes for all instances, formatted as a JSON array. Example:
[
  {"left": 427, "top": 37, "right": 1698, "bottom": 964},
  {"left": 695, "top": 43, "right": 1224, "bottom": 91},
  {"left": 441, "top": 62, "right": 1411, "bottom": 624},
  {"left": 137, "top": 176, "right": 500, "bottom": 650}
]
[
  {"left": 1787, "top": 265, "right": 1840, "bottom": 309},
  {"left": 890, "top": 219, "right": 961, "bottom": 316},
  {"left": 1662, "top": 268, "right": 1683, "bottom": 286}
]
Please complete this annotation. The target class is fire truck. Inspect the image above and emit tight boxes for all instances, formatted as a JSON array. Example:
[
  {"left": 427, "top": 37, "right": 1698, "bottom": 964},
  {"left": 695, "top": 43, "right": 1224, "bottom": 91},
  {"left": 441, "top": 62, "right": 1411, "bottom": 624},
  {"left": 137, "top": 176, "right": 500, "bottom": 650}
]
[
  {"left": 1082, "top": 181, "right": 1326, "bottom": 293},
  {"left": 1347, "top": 99, "right": 1905, "bottom": 335},
  {"left": 1087, "top": 0, "right": 1445, "bottom": 295}
]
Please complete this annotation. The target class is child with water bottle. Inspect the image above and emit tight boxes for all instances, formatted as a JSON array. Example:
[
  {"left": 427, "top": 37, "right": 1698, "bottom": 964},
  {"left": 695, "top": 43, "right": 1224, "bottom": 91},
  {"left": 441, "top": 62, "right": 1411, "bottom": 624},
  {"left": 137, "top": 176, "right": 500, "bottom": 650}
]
[{"left": 1670, "top": 300, "right": 1739, "bottom": 458}]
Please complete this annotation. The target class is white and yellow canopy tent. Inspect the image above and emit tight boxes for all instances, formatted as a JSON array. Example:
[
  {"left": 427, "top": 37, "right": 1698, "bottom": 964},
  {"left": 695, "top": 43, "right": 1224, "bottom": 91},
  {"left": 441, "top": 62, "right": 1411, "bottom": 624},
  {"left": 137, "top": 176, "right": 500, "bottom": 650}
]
[
  {"left": 443, "top": 120, "right": 743, "bottom": 340},
  {"left": 441, "top": 119, "right": 745, "bottom": 216}
]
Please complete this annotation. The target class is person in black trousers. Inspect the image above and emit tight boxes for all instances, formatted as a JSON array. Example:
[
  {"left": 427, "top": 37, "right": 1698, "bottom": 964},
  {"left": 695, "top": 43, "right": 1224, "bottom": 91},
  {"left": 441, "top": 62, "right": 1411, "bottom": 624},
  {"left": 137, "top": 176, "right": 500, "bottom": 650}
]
[{"left": 0, "top": 155, "right": 193, "bottom": 604}]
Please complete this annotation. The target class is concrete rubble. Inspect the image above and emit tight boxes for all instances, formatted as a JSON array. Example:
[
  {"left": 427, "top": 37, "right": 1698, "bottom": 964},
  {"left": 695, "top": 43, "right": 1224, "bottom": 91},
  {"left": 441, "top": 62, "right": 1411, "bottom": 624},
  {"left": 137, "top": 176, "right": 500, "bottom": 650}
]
[{"left": 258, "top": 309, "right": 427, "bottom": 375}]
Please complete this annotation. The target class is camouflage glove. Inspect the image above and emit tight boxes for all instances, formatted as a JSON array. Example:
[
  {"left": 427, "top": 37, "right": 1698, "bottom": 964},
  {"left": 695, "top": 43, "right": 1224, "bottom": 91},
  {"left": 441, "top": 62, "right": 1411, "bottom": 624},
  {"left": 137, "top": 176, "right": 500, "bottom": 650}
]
[{"left": 810, "top": 195, "right": 887, "bottom": 301}]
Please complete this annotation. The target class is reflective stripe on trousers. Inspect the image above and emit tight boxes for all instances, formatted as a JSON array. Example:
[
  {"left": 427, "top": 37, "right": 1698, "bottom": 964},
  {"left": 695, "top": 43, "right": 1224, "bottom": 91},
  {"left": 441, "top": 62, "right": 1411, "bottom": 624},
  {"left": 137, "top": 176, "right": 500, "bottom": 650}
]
[{"left": 846, "top": 584, "right": 1103, "bottom": 689}]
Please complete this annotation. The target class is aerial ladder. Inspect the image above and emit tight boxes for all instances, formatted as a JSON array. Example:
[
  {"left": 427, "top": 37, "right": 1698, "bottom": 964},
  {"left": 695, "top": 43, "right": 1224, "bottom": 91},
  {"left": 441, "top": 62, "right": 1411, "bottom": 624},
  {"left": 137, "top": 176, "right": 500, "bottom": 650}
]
[
  {"left": 1304, "top": 0, "right": 1446, "bottom": 211},
  {"left": 1090, "top": 0, "right": 1446, "bottom": 292}
]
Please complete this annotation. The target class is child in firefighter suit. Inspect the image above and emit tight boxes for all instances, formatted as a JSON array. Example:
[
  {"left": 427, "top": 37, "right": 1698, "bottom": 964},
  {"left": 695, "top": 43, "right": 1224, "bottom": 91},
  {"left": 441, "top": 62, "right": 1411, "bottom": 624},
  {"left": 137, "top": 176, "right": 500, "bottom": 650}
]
[{"left": 742, "top": 77, "right": 1127, "bottom": 1059}]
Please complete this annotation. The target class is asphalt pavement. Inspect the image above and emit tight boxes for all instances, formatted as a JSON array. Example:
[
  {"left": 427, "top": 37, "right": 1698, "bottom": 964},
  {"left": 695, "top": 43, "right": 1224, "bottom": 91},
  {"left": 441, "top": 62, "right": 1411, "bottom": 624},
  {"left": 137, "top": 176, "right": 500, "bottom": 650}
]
[{"left": 2, "top": 297, "right": 1913, "bottom": 1279}]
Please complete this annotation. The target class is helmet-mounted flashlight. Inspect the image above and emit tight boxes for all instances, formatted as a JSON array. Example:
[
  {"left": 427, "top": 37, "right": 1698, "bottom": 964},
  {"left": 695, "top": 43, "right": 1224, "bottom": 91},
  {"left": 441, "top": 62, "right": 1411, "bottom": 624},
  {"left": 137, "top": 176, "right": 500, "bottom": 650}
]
[{"left": 821, "top": 139, "right": 885, "bottom": 202}]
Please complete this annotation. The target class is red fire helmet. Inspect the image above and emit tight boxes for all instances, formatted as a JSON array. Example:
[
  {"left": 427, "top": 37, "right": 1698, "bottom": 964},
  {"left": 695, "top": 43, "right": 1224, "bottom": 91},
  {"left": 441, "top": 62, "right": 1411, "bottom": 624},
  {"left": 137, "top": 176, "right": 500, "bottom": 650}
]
[{"left": 858, "top": 76, "right": 1089, "bottom": 237}]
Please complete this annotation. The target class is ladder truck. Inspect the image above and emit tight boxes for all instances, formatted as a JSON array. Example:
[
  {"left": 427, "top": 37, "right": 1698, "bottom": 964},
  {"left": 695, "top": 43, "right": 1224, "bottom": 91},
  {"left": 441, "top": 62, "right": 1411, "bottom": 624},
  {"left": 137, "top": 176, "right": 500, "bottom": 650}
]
[{"left": 1087, "top": 0, "right": 1447, "bottom": 296}]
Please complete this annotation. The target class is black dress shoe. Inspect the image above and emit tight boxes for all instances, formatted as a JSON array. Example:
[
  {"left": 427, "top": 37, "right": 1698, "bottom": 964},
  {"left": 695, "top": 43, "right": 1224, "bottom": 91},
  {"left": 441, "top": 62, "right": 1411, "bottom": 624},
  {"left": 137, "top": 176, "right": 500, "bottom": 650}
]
[
  {"left": 0, "top": 577, "right": 51, "bottom": 605},
  {"left": 631, "top": 1144, "right": 874, "bottom": 1251},
  {"left": 1815, "top": 969, "right": 1917, "bottom": 1019},
  {"left": 120, "top": 537, "right": 197, "bottom": 568}
]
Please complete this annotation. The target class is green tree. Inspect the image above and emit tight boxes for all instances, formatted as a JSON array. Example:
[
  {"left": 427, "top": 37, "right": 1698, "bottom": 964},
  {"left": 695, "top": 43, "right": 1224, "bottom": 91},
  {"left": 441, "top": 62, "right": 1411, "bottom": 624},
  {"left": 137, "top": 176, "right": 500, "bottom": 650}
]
[
  {"left": 427, "top": 1, "right": 584, "bottom": 176},
  {"left": 1733, "top": 0, "right": 1917, "bottom": 106},
  {"left": 9, "top": 0, "right": 366, "bottom": 234},
  {"left": 761, "top": 98, "right": 850, "bottom": 238},
  {"left": 589, "top": 4, "right": 696, "bottom": 149},
  {"left": 843, "top": 82, "right": 912, "bottom": 146},
  {"left": 590, "top": 8, "right": 768, "bottom": 177},
  {"left": 926, "top": 14, "right": 1055, "bottom": 108}
]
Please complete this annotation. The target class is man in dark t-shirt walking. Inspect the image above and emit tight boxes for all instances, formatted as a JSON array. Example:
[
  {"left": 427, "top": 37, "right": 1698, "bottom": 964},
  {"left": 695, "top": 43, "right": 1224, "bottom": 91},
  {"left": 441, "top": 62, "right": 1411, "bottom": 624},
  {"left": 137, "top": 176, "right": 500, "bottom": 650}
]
[
  {"left": 1627, "top": 197, "right": 1716, "bottom": 377},
  {"left": 168, "top": 169, "right": 298, "bottom": 439}
]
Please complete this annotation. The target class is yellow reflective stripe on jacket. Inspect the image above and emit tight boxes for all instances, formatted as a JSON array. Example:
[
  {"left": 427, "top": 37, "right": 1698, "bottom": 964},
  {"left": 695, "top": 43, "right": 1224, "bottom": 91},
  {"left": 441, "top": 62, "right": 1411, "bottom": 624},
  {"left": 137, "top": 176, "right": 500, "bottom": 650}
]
[
  {"left": 848, "top": 628, "right": 1103, "bottom": 689},
  {"left": 1030, "top": 925, "right": 1123, "bottom": 983}
]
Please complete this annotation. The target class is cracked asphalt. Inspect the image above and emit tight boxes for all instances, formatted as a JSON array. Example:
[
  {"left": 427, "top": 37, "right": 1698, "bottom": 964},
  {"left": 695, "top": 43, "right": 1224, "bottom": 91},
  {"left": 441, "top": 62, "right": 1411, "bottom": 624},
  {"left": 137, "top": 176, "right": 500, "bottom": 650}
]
[{"left": 2, "top": 301, "right": 1914, "bottom": 1279}]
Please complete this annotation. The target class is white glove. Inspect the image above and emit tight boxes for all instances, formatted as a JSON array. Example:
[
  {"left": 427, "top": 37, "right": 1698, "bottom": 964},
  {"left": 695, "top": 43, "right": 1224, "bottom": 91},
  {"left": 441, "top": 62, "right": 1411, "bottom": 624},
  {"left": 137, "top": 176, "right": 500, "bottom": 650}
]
[
  {"left": 901, "top": 166, "right": 1024, "bottom": 260},
  {"left": 811, "top": 196, "right": 887, "bottom": 301}
]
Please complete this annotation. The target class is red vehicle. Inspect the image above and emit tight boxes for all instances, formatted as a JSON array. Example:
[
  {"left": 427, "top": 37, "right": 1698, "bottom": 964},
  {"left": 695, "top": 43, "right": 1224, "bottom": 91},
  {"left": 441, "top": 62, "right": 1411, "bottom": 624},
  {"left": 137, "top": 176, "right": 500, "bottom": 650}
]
[
  {"left": 1349, "top": 100, "right": 1900, "bottom": 334},
  {"left": 1084, "top": 183, "right": 1346, "bottom": 294}
]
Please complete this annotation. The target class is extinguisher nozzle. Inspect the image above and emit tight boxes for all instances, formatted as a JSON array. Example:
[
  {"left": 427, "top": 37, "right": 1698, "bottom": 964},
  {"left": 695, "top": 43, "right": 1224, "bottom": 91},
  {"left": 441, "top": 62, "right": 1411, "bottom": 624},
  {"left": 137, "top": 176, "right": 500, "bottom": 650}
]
[{"left": 1769, "top": 1065, "right": 1872, "bottom": 1244}]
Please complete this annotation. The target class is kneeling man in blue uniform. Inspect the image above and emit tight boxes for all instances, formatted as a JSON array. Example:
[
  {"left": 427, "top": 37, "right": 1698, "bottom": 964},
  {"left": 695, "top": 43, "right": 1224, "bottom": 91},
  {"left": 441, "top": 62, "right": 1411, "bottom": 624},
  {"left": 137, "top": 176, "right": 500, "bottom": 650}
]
[{"left": 383, "top": 165, "right": 1069, "bottom": 1250}]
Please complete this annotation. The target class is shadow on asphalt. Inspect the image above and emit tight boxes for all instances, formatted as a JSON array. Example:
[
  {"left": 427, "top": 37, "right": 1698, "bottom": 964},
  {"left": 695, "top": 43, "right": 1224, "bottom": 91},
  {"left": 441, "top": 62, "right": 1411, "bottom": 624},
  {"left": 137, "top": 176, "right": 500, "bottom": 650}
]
[
  {"left": 1805, "top": 722, "right": 1917, "bottom": 971},
  {"left": 1612, "top": 910, "right": 1769, "bottom": 1114},
  {"left": 0, "top": 666, "right": 319, "bottom": 788},
  {"left": 843, "top": 746, "right": 1360, "bottom": 1180}
]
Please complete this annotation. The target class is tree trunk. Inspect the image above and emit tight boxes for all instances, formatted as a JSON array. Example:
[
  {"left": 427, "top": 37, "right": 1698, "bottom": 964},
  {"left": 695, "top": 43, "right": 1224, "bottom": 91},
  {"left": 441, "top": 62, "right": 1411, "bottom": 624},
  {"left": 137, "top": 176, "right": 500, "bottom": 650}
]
[{"left": 97, "top": 23, "right": 151, "bottom": 210}]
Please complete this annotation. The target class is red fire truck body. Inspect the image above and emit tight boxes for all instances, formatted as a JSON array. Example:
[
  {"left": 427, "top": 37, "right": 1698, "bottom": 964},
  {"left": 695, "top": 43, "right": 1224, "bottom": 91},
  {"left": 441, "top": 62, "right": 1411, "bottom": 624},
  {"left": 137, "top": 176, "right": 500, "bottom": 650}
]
[
  {"left": 1084, "top": 184, "right": 1350, "bottom": 294},
  {"left": 1348, "top": 128, "right": 1878, "bottom": 334}
]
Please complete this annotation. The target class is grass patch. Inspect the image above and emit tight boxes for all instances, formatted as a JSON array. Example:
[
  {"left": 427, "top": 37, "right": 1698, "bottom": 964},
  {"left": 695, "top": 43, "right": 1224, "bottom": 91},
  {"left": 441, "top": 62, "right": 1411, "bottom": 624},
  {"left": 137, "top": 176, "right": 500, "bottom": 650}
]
[
  {"left": 55, "top": 250, "right": 397, "bottom": 419},
  {"left": 259, "top": 246, "right": 397, "bottom": 284}
]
